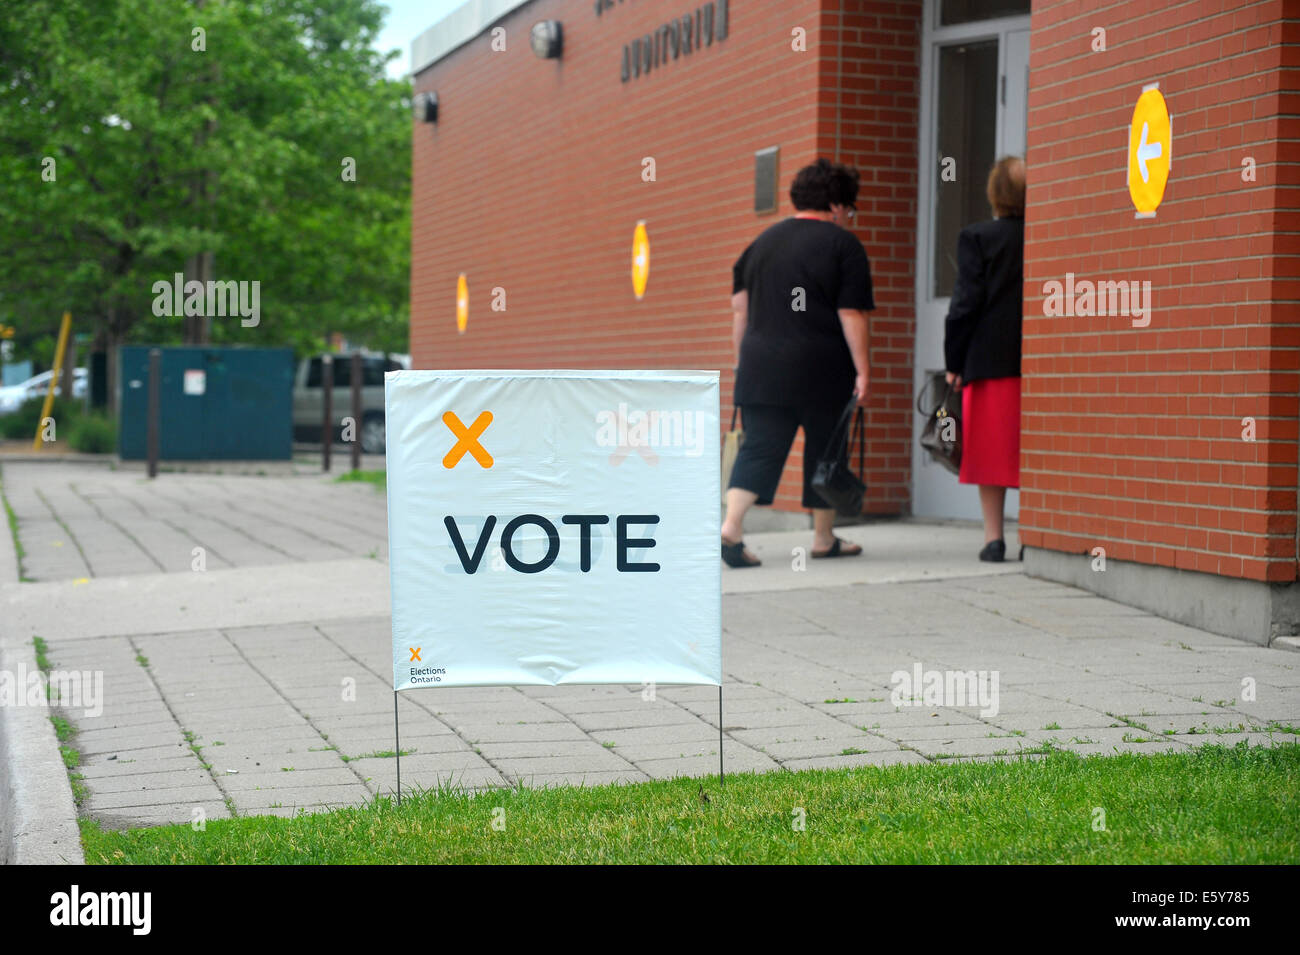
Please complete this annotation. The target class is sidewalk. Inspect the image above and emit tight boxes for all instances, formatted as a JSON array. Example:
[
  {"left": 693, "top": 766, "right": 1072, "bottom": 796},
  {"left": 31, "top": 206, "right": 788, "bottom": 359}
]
[
  {"left": 2, "top": 462, "right": 1297, "bottom": 834},
  {"left": 0, "top": 460, "right": 386, "bottom": 581}
]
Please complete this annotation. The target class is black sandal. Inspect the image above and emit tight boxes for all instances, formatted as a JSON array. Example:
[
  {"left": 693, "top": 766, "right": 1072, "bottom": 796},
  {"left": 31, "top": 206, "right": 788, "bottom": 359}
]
[
  {"left": 721, "top": 538, "right": 761, "bottom": 568},
  {"left": 811, "top": 536, "right": 863, "bottom": 559}
]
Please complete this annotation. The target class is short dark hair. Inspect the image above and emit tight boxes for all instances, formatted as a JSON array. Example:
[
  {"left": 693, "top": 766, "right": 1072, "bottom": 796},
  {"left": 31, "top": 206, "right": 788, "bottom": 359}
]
[{"left": 789, "top": 158, "right": 860, "bottom": 212}]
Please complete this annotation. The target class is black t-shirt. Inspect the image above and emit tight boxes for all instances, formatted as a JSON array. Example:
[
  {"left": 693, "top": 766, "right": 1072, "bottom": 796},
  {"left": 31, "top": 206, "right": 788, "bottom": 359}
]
[{"left": 732, "top": 217, "right": 874, "bottom": 408}]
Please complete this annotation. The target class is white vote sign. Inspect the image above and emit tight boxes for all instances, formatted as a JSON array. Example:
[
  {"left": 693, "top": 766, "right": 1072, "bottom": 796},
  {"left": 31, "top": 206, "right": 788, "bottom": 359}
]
[{"left": 386, "top": 370, "right": 721, "bottom": 690}]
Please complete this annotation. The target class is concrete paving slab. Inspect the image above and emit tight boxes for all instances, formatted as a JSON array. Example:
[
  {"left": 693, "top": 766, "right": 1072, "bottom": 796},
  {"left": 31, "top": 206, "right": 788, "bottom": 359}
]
[
  {"left": 86, "top": 785, "right": 225, "bottom": 810},
  {"left": 634, "top": 750, "right": 780, "bottom": 779},
  {"left": 88, "top": 802, "right": 232, "bottom": 833},
  {"left": 232, "top": 784, "right": 374, "bottom": 811},
  {"left": 206, "top": 750, "right": 347, "bottom": 772},
  {"left": 983, "top": 708, "right": 1119, "bottom": 732},
  {"left": 474, "top": 740, "right": 631, "bottom": 760},
  {"left": 1027, "top": 726, "right": 1190, "bottom": 748},
  {"left": 604, "top": 740, "right": 759, "bottom": 762},
  {"left": 491, "top": 753, "right": 637, "bottom": 776},
  {"left": 855, "top": 709, "right": 988, "bottom": 729},
  {"left": 879, "top": 722, "right": 1023, "bottom": 742},
  {"left": 751, "top": 734, "right": 902, "bottom": 760},
  {"left": 77, "top": 755, "right": 209, "bottom": 780},
  {"left": 905, "top": 736, "right": 1059, "bottom": 759},
  {"left": 448, "top": 721, "right": 593, "bottom": 743},
  {"left": 349, "top": 752, "right": 489, "bottom": 774},
  {"left": 363, "top": 766, "right": 509, "bottom": 792},
  {"left": 781, "top": 750, "right": 930, "bottom": 771},
  {"left": 513, "top": 771, "right": 651, "bottom": 788},
  {"left": 595, "top": 723, "right": 722, "bottom": 747},
  {"left": 77, "top": 770, "right": 215, "bottom": 794},
  {"left": 216, "top": 768, "right": 362, "bottom": 791}
]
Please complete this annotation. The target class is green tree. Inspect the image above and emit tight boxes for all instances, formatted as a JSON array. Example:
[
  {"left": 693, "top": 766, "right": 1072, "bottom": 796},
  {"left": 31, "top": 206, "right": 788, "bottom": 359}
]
[{"left": 0, "top": 0, "right": 410, "bottom": 404}]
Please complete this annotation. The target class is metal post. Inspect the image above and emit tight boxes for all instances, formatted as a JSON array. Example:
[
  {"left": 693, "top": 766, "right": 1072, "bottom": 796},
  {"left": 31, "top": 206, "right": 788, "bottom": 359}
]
[
  {"left": 394, "top": 690, "right": 401, "bottom": 807},
  {"left": 321, "top": 354, "right": 333, "bottom": 473},
  {"left": 146, "top": 348, "right": 161, "bottom": 479},
  {"left": 350, "top": 352, "right": 362, "bottom": 472},
  {"left": 718, "top": 685, "right": 725, "bottom": 785},
  {"left": 32, "top": 312, "right": 71, "bottom": 451}
]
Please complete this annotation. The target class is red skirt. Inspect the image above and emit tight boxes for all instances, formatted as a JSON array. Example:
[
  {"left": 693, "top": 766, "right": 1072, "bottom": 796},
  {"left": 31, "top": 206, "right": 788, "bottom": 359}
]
[{"left": 960, "top": 376, "right": 1020, "bottom": 488}]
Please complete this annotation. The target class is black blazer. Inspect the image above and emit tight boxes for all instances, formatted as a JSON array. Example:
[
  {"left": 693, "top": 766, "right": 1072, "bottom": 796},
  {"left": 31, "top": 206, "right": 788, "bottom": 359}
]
[{"left": 943, "top": 216, "right": 1024, "bottom": 383}]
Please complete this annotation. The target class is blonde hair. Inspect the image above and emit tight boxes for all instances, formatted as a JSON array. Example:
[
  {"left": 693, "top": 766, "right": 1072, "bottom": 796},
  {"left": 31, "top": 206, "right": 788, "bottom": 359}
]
[{"left": 986, "top": 156, "right": 1026, "bottom": 218}]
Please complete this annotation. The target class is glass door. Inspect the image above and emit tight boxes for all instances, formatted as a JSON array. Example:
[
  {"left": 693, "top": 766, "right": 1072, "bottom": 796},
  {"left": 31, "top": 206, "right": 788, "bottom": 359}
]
[{"left": 912, "top": 2, "right": 1031, "bottom": 521}]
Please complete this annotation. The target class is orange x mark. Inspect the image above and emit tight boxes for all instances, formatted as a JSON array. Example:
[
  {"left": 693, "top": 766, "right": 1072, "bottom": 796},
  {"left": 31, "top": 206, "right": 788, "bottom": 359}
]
[
  {"left": 409, "top": 647, "right": 421, "bottom": 662},
  {"left": 443, "top": 411, "right": 494, "bottom": 469}
]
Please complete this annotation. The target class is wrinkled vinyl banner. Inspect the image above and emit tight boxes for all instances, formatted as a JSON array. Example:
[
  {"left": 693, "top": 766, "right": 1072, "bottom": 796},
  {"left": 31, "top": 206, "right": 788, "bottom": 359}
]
[{"left": 387, "top": 370, "right": 721, "bottom": 690}]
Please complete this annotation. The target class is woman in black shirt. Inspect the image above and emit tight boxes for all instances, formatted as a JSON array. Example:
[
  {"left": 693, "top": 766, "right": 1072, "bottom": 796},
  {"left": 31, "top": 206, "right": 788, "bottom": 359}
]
[{"left": 722, "top": 159, "right": 873, "bottom": 568}]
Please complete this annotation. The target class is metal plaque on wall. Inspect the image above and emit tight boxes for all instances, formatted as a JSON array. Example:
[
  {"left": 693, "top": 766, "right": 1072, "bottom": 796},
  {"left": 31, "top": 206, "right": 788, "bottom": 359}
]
[{"left": 754, "top": 147, "right": 779, "bottom": 214}]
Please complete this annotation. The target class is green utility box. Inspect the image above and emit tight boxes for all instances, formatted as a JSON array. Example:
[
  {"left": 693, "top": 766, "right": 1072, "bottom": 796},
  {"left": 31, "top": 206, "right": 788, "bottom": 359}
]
[{"left": 118, "top": 346, "right": 293, "bottom": 460}]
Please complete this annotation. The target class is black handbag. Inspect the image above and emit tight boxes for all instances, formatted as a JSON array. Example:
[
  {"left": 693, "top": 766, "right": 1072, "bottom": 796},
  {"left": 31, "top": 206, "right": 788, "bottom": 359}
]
[
  {"left": 917, "top": 371, "right": 962, "bottom": 475},
  {"left": 811, "top": 396, "right": 866, "bottom": 516}
]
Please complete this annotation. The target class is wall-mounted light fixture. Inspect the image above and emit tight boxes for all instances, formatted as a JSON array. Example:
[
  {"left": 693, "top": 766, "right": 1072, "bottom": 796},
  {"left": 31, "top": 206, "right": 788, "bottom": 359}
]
[
  {"left": 530, "top": 21, "right": 563, "bottom": 59},
  {"left": 413, "top": 90, "right": 439, "bottom": 124}
]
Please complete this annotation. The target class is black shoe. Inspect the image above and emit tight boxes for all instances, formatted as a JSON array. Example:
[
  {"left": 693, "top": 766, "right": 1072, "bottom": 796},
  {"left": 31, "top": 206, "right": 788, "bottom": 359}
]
[
  {"left": 721, "top": 538, "right": 761, "bottom": 568},
  {"left": 979, "top": 539, "right": 1006, "bottom": 563}
]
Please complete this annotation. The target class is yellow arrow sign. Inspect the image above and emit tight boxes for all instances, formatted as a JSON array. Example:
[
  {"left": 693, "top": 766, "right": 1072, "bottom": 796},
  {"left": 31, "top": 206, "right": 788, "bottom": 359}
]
[
  {"left": 456, "top": 273, "right": 468, "bottom": 334},
  {"left": 1127, "top": 84, "right": 1171, "bottom": 217},
  {"left": 631, "top": 221, "right": 650, "bottom": 300}
]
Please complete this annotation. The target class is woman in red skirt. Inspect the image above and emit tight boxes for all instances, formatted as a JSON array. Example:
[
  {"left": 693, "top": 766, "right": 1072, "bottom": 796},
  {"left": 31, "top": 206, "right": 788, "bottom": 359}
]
[{"left": 943, "top": 157, "right": 1026, "bottom": 562}]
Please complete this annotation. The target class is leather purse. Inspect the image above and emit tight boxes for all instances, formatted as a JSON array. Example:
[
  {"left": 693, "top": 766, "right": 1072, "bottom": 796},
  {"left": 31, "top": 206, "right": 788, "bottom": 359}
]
[
  {"left": 811, "top": 395, "right": 866, "bottom": 516},
  {"left": 918, "top": 371, "right": 962, "bottom": 475}
]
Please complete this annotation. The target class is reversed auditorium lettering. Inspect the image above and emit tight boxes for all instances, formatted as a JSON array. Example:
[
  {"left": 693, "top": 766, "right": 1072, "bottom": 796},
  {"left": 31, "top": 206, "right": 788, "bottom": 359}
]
[{"left": 444, "top": 514, "right": 661, "bottom": 573}]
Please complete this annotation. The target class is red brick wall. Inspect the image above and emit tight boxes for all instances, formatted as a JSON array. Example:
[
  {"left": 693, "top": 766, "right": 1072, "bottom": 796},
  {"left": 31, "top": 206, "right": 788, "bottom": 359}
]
[
  {"left": 410, "top": 0, "right": 920, "bottom": 515},
  {"left": 1020, "top": 0, "right": 1300, "bottom": 582}
]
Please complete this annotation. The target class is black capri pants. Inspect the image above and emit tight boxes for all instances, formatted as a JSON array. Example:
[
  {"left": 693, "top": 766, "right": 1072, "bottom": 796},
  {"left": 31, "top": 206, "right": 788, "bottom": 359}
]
[{"left": 727, "top": 403, "right": 846, "bottom": 509}]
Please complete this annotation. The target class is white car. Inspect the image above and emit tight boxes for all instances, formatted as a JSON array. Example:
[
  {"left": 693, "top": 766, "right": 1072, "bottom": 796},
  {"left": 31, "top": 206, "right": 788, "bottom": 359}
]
[
  {"left": 0, "top": 368, "right": 88, "bottom": 414},
  {"left": 292, "top": 353, "right": 410, "bottom": 453}
]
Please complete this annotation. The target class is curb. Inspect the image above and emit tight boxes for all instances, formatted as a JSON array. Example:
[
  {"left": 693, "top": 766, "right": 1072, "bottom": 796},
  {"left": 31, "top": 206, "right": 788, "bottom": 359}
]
[
  {"left": 0, "top": 452, "right": 116, "bottom": 465},
  {"left": 0, "top": 463, "right": 18, "bottom": 584},
  {"left": 0, "top": 630, "right": 85, "bottom": 864},
  {"left": 0, "top": 471, "right": 84, "bottom": 864}
]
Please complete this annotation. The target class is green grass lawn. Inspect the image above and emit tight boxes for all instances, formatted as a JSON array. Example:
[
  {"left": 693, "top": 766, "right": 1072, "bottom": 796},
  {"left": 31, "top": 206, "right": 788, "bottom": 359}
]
[{"left": 81, "top": 743, "right": 1299, "bottom": 864}]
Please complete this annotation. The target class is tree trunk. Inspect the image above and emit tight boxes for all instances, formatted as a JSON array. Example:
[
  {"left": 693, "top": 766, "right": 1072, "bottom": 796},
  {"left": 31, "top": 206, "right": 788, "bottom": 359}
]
[{"left": 183, "top": 248, "right": 214, "bottom": 344}]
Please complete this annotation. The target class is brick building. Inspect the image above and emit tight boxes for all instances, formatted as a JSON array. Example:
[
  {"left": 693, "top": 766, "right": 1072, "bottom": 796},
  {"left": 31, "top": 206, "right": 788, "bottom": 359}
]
[{"left": 410, "top": 0, "right": 1300, "bottom": 645}]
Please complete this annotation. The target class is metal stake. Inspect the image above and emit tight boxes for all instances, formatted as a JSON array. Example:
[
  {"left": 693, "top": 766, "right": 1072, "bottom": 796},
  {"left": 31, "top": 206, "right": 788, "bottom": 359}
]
[
  {"left": 718, "top": 685, "right": 725, "bottom": 785},
  {"left": 350, "top": 352, "right": 362, "bottom": 472},
  {"left": 321, "top": 354, "right": 333, "bottom": 473},
  {"left": 146, "top": 348, "right": 161, "bottom": 479}
]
